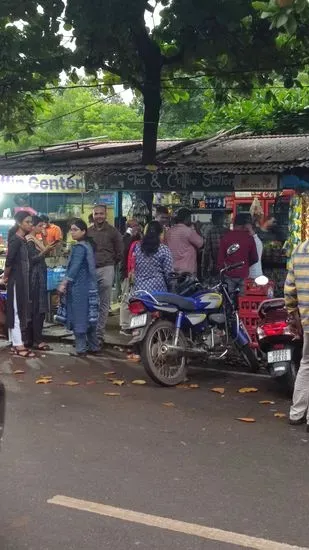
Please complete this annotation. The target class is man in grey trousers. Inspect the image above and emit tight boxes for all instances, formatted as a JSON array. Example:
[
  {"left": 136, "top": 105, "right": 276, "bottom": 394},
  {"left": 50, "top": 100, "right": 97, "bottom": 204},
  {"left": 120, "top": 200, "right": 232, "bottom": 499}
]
[{"left": 88, "top": 204, "right": 123, "bottom": 346}]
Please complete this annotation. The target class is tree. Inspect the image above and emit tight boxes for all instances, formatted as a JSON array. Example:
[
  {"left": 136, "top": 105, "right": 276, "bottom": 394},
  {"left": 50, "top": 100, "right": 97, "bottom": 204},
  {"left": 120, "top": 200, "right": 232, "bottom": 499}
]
[
  {"left": 183, "top": 85, "right": 309, "bottom": 137},
  {"left": 2, "top": 1, "right": 309, "bottom": 162},
  {"left": 0, "top": 0, "right": 67, "bottom": 140},
  {"left": 65, "top": 0, "right": 309, "bottom": 163},
  {"left": 0, "top": 87, "right": 143, "bottom": 153}
]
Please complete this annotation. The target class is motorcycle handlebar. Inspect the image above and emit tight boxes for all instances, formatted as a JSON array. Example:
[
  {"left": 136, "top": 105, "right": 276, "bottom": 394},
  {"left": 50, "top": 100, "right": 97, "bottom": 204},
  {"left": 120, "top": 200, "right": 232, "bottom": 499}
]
[{"left": 221, "top": 261, "right": 245, "bottom": 274}]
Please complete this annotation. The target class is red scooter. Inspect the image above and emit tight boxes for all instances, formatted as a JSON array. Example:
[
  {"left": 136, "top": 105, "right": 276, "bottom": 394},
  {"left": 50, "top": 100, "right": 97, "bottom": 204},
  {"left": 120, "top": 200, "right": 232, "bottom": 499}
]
[{"left": 256, "top": 298, "right": 302, "bottom": 395}]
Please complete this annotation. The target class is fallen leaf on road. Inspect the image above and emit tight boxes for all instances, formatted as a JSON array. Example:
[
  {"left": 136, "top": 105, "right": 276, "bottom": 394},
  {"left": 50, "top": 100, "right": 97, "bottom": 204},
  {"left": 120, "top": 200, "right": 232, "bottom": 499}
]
[
  {"left": 236, "top": 417, "right": 256, "bottom": 423},
  {"left": 112, "top": 380, "right": 125, "bottom": 386},
  {"left": 162, "top": 402, "right": 176, "bottom": 407},
  {"left": 176, "top": 384, "right": 190, "bottom": 389},
  {"left": 259, "top": 400, "right": 275, "bottom": 405},
  {"left": 13, "top": 370, "right": 25, "bottom": 375},
  {"left": 131, "top": 379, "right": 147, "bottom": 385},
  {"left": 274, "top": 412, "right": 287, "bottom": 418},
  {"left": 104, "top": 392, "right": 121, "bottom": 397},
  {"left": 238, "top": 387, "right": 259, "bottom": 394},
  {"left": 86, "top": 381, "right": 96, "bottom": 386},
  {"left": 64, "top": 381, "right": 80, "bottom": 386},
  {"left": 189, "top": 384, "right": 199, "bottom": 389},
  {"left": 211, "top": 387, "right": 225, "bottom": 395},
  {"left": 104, "top": 371, "right": 116, "bottom": 376},
  {"left": 36, "top": 378, "right": 52, "bottom": 384}
]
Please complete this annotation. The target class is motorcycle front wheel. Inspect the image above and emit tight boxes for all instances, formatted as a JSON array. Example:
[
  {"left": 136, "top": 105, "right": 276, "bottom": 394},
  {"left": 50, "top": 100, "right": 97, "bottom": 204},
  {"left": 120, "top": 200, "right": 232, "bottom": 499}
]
[
  {"left": 238, "top": 343, "right": 260, "bottom": 373},
  {"left": 141, "top": 319, "right": 187, "bottom": 386}
]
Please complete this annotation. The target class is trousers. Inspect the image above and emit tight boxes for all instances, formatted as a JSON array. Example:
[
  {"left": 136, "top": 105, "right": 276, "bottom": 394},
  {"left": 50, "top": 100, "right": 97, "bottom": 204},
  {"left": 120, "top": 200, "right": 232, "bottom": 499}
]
[
  {"left": 96, "top": 265, "right": 115, "bottom": 341},
  {"left": 290, "top": 332, "right": 309, "bottom": 421},
  {"left": 75, "top": 325, "right": 99, "bottom": 354},
  {"left": 8, "top": 285, "right": 23, "bottom": 347}
]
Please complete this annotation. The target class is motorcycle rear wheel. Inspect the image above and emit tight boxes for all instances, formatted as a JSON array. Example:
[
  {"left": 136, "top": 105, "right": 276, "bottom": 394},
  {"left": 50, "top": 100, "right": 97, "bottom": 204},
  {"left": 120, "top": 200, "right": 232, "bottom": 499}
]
[
  {"left": 277, "top": 360, "right": 297, "bottom": 397},
  {"left": 141, "top": 319, "right": 187, "bottom": 386}
]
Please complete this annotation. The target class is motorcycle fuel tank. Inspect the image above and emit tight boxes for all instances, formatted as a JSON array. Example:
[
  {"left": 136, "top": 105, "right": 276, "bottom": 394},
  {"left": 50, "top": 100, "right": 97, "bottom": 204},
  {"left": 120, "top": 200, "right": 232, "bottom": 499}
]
[{"left": 196, "top": 292, "right": 223, "bottom": 310}]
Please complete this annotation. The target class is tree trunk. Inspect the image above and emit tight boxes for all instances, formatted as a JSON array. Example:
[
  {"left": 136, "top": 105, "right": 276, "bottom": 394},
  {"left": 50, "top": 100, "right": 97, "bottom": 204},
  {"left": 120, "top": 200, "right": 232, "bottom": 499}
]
[
  {"left": 142, "top": 79, "right": 161, "bottom": 165},
  {"left": 133, "top": 25, "right": 163, "bottom": 165}
]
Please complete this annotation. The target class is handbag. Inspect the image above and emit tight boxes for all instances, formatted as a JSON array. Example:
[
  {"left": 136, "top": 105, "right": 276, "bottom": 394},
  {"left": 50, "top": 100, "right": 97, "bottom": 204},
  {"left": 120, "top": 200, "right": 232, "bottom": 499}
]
[{"left": 55, "top": 294, "right": 67, "bottom": 325}]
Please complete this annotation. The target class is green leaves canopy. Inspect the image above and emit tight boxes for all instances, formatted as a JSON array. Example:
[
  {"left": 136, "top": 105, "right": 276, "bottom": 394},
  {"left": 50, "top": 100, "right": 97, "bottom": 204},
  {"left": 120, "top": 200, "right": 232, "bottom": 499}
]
[{"left": 1, "top": 0, "right": 309, "bottom": 161}]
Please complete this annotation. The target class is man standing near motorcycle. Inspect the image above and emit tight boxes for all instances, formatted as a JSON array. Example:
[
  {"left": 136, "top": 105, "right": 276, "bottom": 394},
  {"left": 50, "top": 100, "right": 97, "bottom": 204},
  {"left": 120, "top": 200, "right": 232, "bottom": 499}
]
[
  {"left": 166, "top": 208, "right": 203, "bottom": 275},
  {"left": 285, "top": 242, "right": 309, "bottom": 429},
  {"left": 217, "top": 213, "right": 258, "bottom": 296}
]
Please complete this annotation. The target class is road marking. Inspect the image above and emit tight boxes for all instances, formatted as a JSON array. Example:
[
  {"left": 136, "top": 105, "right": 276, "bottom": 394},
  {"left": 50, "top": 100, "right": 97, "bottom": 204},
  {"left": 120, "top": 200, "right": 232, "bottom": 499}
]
[{"left": 48, "top": 495, "right": 308, "bottom": 550}]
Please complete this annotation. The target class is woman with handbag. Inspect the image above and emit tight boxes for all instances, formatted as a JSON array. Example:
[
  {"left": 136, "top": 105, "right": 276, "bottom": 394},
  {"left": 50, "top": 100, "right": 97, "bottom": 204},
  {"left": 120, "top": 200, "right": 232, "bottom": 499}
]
[{"left": 58, "top": 219, "right": 100, "bottom": 357}]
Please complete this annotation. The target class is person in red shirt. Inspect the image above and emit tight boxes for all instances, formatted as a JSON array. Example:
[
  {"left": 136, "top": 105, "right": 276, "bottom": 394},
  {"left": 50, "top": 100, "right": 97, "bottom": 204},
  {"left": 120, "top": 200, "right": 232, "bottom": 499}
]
[{"left": 217, "top": 213, "right": 258, "bottom": 296}]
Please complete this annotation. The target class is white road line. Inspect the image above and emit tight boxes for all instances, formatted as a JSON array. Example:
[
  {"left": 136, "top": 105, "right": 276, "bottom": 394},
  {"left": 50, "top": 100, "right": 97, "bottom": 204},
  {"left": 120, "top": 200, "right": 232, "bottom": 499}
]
[{"left": 48, "top": 495, "right": 307, "bottom": 550}]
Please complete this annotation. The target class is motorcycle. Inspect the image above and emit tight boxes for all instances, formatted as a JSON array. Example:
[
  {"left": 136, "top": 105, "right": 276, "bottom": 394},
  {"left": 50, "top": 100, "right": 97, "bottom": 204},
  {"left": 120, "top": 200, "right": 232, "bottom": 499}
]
[
  {"left": 128, "top": 245, "right": 259, "bottom": 386},
  {"left": 256, "top": 298, "right": 302, "bottom": 395}
]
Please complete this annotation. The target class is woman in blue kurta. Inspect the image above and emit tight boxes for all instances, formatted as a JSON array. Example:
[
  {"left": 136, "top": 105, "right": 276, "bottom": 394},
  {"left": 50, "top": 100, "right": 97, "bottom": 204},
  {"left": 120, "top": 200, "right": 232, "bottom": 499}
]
[{"left": 58, "top": 219, "right": 99, "bottom": 356}]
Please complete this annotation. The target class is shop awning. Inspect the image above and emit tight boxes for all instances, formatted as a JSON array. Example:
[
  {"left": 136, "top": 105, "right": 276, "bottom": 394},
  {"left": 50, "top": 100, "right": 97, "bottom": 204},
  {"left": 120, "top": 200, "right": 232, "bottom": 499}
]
[{"left": 0, "top": 133, "right": 308, "bottom": 190}]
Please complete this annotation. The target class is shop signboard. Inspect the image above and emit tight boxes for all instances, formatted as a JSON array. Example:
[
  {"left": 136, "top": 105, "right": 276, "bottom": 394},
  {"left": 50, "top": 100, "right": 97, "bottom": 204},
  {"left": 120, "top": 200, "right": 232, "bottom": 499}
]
[
  {"left": 88, "top": 171, "right": 235, "bottom": 192},
  {"left": 281, "top": 174, "right": 309, "bottom": 189},
  {"left": 0, "top": 174, "right": 85, "bottom": 193},
  {"left": 234, "top": 174, "right": 278, "bottom": 191}
]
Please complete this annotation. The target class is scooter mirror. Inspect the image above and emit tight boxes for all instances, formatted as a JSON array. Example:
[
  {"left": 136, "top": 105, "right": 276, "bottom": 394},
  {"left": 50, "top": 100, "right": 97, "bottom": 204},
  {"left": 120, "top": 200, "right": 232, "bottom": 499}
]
[
  {"left": 227, "top": 243, "right": 240, "bottom": 256},
  {"left": 255, "top": 275, "right": 269, "bottom": 286}
]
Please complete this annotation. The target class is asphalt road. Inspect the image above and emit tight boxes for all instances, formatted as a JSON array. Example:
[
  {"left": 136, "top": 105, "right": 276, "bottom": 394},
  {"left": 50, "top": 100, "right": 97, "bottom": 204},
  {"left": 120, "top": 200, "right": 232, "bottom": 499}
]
[{"left": 0, "top": 346, "right": 308, "bottom": 550}]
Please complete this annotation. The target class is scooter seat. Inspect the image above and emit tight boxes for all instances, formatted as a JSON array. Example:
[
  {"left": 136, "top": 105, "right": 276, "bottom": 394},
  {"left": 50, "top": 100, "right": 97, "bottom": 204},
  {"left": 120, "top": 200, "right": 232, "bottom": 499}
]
[{"left": 154, "top": 292, "right": 196, "bottom": 311}]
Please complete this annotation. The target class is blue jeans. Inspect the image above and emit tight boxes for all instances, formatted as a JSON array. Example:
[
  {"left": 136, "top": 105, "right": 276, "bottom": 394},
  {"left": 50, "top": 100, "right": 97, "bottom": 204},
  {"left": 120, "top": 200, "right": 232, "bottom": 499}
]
[{"left": 74, "top": 325, "right": 99, "bottom": 354}]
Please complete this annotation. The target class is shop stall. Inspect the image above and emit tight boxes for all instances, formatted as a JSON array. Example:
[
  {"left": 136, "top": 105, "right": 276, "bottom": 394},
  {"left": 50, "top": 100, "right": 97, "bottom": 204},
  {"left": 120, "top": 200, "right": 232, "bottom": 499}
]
[{"left": 0, "top": 173, "right": 118, "bottom": 318}]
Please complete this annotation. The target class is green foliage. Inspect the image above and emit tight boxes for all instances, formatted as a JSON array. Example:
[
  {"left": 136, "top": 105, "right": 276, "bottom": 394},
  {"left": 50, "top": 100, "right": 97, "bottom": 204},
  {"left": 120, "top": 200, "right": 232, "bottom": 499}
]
[
  {"left": 179, "top": 84, "right": 309, "bottom": 138},
  {"left": 2, "top": 0, "right": 309, "bottom": 162},
  {"left": 253, "top": 0, "right": 309, "bottom": 34},
  {"left": 0, "top": 87, "right": 143, "bottom": 153},
  {"left": 0, "top": 0, "right": 69, "bottom": 140}
]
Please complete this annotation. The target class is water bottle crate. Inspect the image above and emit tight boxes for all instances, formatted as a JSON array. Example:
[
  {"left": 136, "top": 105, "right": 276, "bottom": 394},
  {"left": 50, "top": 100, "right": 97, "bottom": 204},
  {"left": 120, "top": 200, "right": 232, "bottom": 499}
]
[{"left": 238, "top": 295, "right": 266, "bottom": 313}]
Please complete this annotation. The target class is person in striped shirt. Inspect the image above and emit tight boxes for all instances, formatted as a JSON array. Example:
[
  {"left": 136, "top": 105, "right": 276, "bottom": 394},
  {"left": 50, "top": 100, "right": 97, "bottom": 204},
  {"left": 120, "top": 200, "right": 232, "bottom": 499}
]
[{"left": 285, "top": 241, "right": 309, "bottom": 429}]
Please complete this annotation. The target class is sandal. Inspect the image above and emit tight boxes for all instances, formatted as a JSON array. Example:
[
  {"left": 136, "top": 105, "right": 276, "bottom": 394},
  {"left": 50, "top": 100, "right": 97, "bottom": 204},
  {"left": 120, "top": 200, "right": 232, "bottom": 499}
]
[
  {"left": 33, "top": 343, "right": 53, "bottom": 351},
  {"left": 11, "top": 348, "right": 36, "bottom": 358}
]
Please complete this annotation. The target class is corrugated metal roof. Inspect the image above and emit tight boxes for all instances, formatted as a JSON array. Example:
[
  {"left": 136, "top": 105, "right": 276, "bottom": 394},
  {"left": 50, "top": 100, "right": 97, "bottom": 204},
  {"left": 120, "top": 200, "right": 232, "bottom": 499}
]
[
  {"left": 161, "top": 134, "right": 309, "bottom": 165},
  {"left": 0, "top": 134, "right": 309, "bottom": 175}
]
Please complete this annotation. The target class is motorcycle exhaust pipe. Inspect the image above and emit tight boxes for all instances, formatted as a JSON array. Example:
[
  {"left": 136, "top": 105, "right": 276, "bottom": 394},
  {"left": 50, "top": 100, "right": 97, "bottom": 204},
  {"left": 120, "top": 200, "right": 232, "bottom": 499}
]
[{"left": 162, "top": 344, "right": 206, "bottom": 356}]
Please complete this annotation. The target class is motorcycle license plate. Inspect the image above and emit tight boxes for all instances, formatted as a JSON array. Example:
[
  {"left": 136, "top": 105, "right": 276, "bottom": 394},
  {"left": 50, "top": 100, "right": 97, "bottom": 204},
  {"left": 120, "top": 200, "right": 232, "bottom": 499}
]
[
  {"left": 130, "top": 314, "right": 147, "bottom": 329},
  {"left": 267, "top": 349, "right": 291, "bottom": 363}
]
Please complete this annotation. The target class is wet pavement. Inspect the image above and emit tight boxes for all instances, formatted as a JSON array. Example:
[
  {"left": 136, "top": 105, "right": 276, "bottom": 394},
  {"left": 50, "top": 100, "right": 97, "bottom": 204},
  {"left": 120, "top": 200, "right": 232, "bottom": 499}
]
[{"left": 0, "top": 346, "right": 308, "bottom": 550}]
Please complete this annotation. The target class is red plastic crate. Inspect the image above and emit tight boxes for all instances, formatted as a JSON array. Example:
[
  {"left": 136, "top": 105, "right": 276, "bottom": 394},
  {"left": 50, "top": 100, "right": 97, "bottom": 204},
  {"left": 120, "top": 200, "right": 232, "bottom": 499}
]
[
  {"left": 239, "top": 295, "right": 266, "bottom": 345},
  {"left": 244, "top": 279, "right": 274, "bottom": 297},
  {"left": 238, "top": 295, "right": 266, "bottom": 313}
]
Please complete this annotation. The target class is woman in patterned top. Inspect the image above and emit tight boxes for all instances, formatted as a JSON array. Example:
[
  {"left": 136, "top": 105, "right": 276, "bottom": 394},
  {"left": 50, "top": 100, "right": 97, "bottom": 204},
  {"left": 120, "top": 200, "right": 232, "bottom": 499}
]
[{"left": 133, "top": 221, "right": 173, "bottom": 294}]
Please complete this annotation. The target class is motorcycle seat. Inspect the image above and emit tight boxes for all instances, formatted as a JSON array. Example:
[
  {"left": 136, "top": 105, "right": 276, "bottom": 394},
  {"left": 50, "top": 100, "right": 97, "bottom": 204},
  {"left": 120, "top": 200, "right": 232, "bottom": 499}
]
[{"left": 154, "top": 292, "right": 196, "bottom": 311}]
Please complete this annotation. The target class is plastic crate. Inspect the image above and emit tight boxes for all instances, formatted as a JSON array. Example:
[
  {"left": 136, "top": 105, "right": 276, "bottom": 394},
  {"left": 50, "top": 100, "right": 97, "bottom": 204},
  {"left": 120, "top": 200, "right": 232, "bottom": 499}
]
[
  {"left": 239, "top": 295, "right": 266, "bottom": 345},
  {"left": 244, "top": 279, "right": 274, "bottom": 297},
  {"left": 239, "top": 295, "right": 266, "bottom": 313}
]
